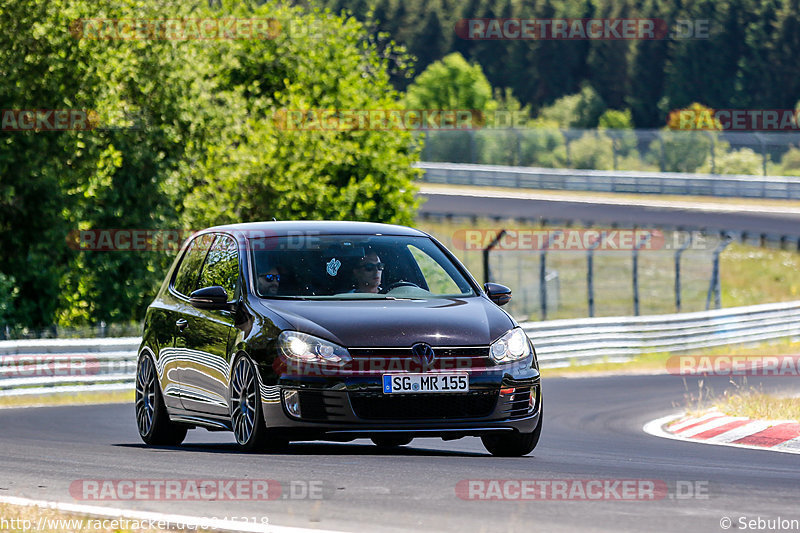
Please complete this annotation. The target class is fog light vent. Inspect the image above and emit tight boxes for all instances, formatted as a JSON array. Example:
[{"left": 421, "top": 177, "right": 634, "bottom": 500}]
[{"left": 283, "top": 390, "right": 301, "bottom": 418}]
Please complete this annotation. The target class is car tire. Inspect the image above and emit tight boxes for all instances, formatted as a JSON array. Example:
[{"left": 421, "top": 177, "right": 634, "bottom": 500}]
[
  {"left": 230, "top": 355, "right": 288, "bottom": 453},
  {"left": 135, "top": 353, "right": 188, "bottom": 446},
  {"left": 371, "top": 434, "right": 413, "bottom": 447},
  {"left": 481, "top": 404, "right": 543, "bottom": 457}
]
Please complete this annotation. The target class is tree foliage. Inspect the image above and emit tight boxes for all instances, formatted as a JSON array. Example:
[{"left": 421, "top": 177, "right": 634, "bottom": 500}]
[
  {"left": 323, "top": 0, "right": 800, "bottom": 127},
  {"left": 0, "top": 0, "right": 420, "bottom": 330}
]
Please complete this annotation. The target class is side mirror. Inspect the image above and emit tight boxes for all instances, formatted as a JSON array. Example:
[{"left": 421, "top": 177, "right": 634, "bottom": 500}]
[
  {"left": 189, "top": 286, "right": 230, "bottom": 310},
  {"left": 484, "top": 282, "right": 512, "bottom": 307}
]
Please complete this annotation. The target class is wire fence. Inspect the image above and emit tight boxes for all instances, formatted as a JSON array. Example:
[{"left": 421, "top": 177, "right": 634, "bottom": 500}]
[{"left": 419, "top": 218, "right": 798, "bottom": 322}]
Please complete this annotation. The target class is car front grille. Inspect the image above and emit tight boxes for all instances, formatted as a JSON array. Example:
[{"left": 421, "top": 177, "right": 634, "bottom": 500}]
[{"left": 348, "top": 391, "right": 498, "bottom": 420}]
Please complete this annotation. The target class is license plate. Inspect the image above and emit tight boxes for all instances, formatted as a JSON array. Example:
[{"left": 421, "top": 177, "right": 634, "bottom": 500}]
[{"left": 382, "top": 373, "right": 469, "bottom": 394}]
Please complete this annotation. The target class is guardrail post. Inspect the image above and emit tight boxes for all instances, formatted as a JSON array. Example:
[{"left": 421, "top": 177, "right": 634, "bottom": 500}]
[
  {"left": 483, "top": 229, "right": 507, "bottom": 284},
  {"left": 675, "top": 232, "right": 694, "bottom": 312},
  {"left": 632, "top": 231, "right": 653, "bottom": 316},
  {"left": 705, "top": 234, "right": 733, "bottom": 310},
  {"left": 540, "top": 231, "right": 562, "bottom": 321},
  {"left": 586, "top": 231, "right": 606, "bottom": 317}
]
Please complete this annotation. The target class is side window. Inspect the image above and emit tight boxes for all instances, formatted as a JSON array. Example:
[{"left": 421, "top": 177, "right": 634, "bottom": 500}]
[
  {"left": 173, "top": 234, "right": 215, "bottom": 296},
  {"left": 197, "top": 235, "right": 239, "bottom": 299},
  {"left": 408, "top": 245, "right": 461, "bottom": 295}
]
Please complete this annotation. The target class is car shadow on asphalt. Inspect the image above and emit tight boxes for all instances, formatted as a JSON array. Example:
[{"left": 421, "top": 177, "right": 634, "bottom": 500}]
[{"left": 115, "top": 441, "right": 489, "bottom": 457}]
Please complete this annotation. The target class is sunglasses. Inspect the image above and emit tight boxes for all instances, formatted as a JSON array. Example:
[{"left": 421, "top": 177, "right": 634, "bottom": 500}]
[
  {"left": 358, "top": 262, "right": 384, "bottom": 272},
  {"left": 261, "top": 274, "right": 280, "bottom": 282}
]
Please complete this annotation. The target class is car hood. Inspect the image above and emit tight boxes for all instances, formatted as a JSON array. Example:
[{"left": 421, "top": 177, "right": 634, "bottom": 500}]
[{"left": 258, "top": 297, "right": 515, "bottom": 348}]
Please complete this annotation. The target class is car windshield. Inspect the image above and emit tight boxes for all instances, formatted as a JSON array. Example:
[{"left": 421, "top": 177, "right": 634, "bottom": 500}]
[{"left": 250, "top": 234, "right": 475, "bottom": 299}]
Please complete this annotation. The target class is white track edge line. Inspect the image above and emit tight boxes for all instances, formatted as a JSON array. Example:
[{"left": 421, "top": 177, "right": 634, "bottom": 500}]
[
  {"left": 643, "top": 413, "right": 800, "bottom": 456},
  {"left": 0, "top": 495, "right": 348, "bottom": 533}
]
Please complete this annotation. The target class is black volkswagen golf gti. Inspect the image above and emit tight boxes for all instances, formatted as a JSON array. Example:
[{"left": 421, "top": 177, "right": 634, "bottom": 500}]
[{"left": 135, "top": 221, "right": 542, "bottom": 456}]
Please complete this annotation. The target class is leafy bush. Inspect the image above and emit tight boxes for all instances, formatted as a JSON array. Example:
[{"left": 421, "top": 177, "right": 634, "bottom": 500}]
[
  {"left": 567, "top": 132, "right": 614, "bottom": 170},
  {"left": 646, "top": 131, "right": 715, "bottom": 173},
  {"left": 779, "top": 147, "right": 800, "bottom": 176},
  {"left": 404, "top": 52, "right": 497, "bottom": 113},
  {"left": 538, "top": 84, "right": 607, "bottom": 129},
  {"left": 700, "top": 148, "right": 763, "bottom": 175}
]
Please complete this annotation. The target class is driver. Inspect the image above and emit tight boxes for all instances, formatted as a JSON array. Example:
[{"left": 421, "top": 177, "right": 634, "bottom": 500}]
[
  {"left": 350, "top": 249, "right": 383, "bottom": 293},
  {"left": 257, "top": 266, "right": 281, "bottom": 296}
]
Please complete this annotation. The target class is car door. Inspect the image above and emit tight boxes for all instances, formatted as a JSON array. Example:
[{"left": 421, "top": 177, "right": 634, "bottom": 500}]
[
  {"left": 159, "top": 233, "right": 216, "bottom": 411},
  {"left": 176, "top": 233, "right": 239, "bottom": 417}
]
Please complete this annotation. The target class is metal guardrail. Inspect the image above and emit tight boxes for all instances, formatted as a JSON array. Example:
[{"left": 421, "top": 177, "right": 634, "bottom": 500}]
[
  {"left": 521, "top": 300, "right": 800, "bottom": 366},
  {"left": 0, "top": 337, "right": 139, "bottom": 396},
  {"left": 1, "top": 301, "right": 799, "bottom": 396},
  {"left": 417, "top": 162, "right": 800, "bottom": 200}
]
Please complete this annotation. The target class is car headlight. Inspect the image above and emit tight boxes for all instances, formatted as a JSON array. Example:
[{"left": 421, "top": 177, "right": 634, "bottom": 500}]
[
  {"left": 278, "top": 331, "right": 351, "bottom": 366},
  {"left": 490, "top": 327, "right": 531, "bottom": 364}
]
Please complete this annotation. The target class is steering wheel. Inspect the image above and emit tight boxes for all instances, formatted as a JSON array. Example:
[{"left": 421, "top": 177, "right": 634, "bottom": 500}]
[{"left": 385, "top": 280, "right": 420, "bottom": 292}]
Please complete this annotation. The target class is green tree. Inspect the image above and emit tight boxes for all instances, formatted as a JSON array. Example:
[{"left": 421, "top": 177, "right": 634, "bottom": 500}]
[
  {"left": 538, "top": 84, "right": 607, "bottom": 129},
  {"left": 180, "top": 2, "right": 421, "bottom": 227},
  {"left": 405, "top": 52, "right": 496, "bottom": 112},
  {"left": 405, "top": 52, "right": 497, "bottom": 163},
  {"left": 0, "top": 0, "right": 420, "bottom": 330}
]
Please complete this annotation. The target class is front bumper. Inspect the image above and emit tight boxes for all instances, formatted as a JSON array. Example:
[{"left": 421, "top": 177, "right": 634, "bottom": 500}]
[{"left": 257, "top": 361, "right": 541, "bottom": 440}]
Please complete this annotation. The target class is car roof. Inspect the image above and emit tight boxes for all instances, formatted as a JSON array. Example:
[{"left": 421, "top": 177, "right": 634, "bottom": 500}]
[{"left": 203, "top": 220, "right": 428, "bottom": 239}]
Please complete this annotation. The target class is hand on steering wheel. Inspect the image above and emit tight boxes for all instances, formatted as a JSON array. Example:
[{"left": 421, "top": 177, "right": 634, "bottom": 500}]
[{"left": 385, "top": 280, "right": 420, "bottom": 292}]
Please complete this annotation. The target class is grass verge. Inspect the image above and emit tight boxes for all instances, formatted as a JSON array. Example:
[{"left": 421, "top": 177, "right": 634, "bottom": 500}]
[
  {"left": 0, "top": 389, "right": 133, "bottom": 409},
  {"left": 713, "top": 389, "right": 800, "bottom": 422}
]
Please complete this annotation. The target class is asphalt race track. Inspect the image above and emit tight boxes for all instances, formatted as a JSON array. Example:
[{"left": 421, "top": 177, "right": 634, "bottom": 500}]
[
  {"left": 2, "top": 374, "right": 799, "bottom": 533},
  {"left": 419, "top": 189, "right": 800, "bottom": 237}
]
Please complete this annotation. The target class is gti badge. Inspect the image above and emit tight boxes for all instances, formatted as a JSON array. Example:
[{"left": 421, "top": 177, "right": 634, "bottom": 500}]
[
  {"left": 410, "top": 342, "right": 436, "bottom": 370},
  {"left": 326, "top": 258, "right": 341, "bottom": 276}
]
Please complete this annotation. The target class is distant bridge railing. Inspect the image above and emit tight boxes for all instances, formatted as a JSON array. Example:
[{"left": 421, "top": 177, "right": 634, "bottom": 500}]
[
  {"left": 1, "top": 301, "right": 799, "bottom": 396},
  {"left": 417, "top": 162, "right": 800, "bottom": 200}
]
